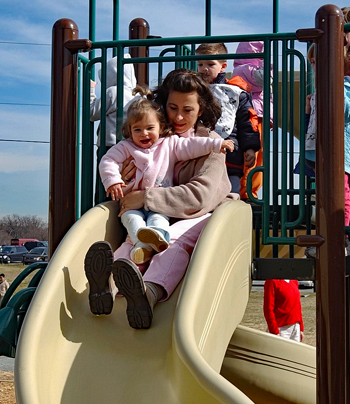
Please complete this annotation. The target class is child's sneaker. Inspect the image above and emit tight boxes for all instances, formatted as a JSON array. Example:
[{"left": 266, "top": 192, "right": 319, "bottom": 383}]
[
  {"left": 130, "top": 242, "right": 153, "bottom": 264},
  {"left": 137, "top": 227, "right": 169, "bottom": 252}
]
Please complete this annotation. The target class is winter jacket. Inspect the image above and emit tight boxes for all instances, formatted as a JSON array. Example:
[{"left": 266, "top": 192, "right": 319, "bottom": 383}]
[
  {"left": 90, "top": 54, "right": 137, "bottom": 146},
  {"left": 99, "top": 133, "right": 224, "bottom": 193},
  {"left": 232, "top": 41, "right": 273, "bottom": 124},
  {"left": 211, "top": 73, "right": 261, "bottom": 178}
]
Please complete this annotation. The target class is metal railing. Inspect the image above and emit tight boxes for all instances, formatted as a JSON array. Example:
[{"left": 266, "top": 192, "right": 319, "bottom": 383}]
[{"left": 74, "top": 32, "right": 313, "bottom": 257}]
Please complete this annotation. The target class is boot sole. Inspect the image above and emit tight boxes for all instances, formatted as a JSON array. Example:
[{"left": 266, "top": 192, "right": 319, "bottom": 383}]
[
  {"left": 84, "top": 241, "right": 114, "bottom": 315},
  {"left": 113, "top": 258, "right": 153, "bottom": 329}
]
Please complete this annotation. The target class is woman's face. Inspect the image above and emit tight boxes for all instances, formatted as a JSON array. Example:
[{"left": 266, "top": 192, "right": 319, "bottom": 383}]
[{"left": 166, "top": 91, "right": 202, "bottom": 134}]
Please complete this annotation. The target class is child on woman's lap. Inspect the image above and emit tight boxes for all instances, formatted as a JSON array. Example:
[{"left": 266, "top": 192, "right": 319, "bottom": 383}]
[
  {"left": 85, "top": 69, "right": 234, "bottom": 329},
  {"left": 99, "top": 86, "right": 234, "bottom": 265}
]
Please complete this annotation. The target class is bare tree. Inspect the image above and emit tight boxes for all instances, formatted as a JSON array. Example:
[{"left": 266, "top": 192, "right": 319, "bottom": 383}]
[{"left": 0, "top": 214, "right": 48, "bottom": 245}]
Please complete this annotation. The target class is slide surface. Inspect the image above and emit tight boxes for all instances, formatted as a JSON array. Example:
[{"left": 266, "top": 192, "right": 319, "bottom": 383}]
[{"left": 14, "top": 200, "right": 316, "bottom": 404}]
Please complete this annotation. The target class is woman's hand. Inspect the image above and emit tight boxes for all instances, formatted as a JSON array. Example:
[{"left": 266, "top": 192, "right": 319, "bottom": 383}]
[
  {"left": 121, "top": 156, "right": 136, "bottom": 184},
  {"left": 119, "top": 190, "right": 145, "bottom": 216}
]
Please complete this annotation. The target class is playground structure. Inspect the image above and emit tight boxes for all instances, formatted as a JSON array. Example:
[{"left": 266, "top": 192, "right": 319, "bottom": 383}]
[{"left": 0, "top": 2, "right": 348, "bottom": 403}]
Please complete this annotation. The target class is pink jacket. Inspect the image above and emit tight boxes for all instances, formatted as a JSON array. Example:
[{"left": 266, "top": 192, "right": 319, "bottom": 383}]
[
  {"left": 232, "top": 41, "right": 273, "bottom": 123},
  {"left": 99, "top": 133, "right": 223, "bottom": 193}
]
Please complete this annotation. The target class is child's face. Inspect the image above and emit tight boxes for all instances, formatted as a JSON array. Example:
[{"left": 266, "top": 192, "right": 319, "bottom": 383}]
[
  {"left": 197, "top": 59, "right": 227, "bottom": 84},
  {"left": 130, "top": 111, "right": 161, "bottom": 149},
  {"left": 166, "top": 91, "right": 201, "bottom": 134}
]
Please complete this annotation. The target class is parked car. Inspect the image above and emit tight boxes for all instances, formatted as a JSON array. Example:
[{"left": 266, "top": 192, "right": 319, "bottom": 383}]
[
  {"left": 0, "top": 245, "right": 28, "bottom": 264},
  {"left": 23, "top": 240, "right": 47, "bottom": 251},
  {"left": 22, "top": 247, "right": 48, "bottom": 265},
  {"left": 298, "top": 280, "right": 314, "bottom": 288}
]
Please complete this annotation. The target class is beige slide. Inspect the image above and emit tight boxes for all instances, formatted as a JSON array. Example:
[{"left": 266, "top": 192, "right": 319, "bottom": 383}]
[{"left": 14, "top": 200, "right": 316, "bottom": 403}]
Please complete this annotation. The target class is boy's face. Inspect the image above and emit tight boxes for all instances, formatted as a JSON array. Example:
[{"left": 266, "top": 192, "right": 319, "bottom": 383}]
[{"left": 197, "top": 59, "right": 227, "bottom": 84}]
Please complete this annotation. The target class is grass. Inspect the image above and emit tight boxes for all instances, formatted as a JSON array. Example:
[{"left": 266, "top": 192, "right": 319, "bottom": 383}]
[
  {"left": 1, "top": 264, "right": 316, "bottom": 347},
  {"left": 0, "top": 263, "right": 39, "bottom": 294}
]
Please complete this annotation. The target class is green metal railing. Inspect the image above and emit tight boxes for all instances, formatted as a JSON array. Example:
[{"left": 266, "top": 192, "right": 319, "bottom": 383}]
[
  {"left": 69, "top": 0, "right": 314, "bottom": 258},
  {"left": 0, "top": 262, "right": 47, "bottom": 357},
  {"left": 76, "top": 32, "right": 313, "bottom": 257}
]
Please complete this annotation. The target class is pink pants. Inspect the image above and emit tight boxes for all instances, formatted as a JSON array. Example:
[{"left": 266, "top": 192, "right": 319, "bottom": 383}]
[
  {"left": 113, "top": 213, "right": 211, "bottom": 300},
  {"left": 345, "top": 173, "right": 350, "bottom": 227}
]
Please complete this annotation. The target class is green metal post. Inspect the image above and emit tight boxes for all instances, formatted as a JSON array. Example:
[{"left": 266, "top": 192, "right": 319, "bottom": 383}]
[
  {"left": 116, "top": 45, "right": 124, "bottom": 141},
  {"left": 113, "top": 0, "right": 119, "bottom": 57},
  {"left": 76, "top": 59, "right": 82, "bottom": 219},
  {"left": 281, "top": 40, "right": 288, "bottom": 238},
  {"left": 273, "top": 0, "right": 279, "bottom": 33},
  {"left": 205, "top": 0, "right": 211, "bottom": 36},
  {"left": 272, "top": 37, "right": 279, "bottom": 255},
  {"left": 81, "top": 60, "right": 95, "bottom": 214},
  {"left": 89, "top": 0, "right": 96, "bottom": 74},
  {"left": 97, "top": 49, "right": 108, "bottom": 203}
]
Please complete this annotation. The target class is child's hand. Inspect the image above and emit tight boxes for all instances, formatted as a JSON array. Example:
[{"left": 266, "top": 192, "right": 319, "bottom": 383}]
[
  {"left": 305, "top": 94, "right": 312, "bottom": 114},
  {"left": 90, "top": 80, "right": 97, "bottom": 88},
  {"left": 221, "top": 140, "right": 234, "bottom": 154},
  {"left": 107, "top": 183, "right": 125, "bottom": 200},
  {"left": 245, "top": 149, "right": 256, "bottom": 168}
]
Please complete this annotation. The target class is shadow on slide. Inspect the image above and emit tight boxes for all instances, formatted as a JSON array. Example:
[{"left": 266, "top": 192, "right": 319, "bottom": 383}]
[{"left": 14, "top": 200, "right": 316, "bottom": 404}]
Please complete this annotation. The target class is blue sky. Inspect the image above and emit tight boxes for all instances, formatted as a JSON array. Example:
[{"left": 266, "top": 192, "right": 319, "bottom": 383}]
[{"left": 0, "top": 0, "right": 337, "bottom": 222}]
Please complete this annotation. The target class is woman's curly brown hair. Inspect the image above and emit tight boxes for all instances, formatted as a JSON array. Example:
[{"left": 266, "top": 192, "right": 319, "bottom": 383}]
[{"left": 154, "top": 68, "right": 221, "bottom": 131}]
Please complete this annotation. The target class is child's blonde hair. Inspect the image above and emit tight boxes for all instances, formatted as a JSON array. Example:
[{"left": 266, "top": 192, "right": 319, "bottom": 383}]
[
  {"left": 307, "top": 43, "right": 315, "bottom": 64},
  {"left": 195, "top": 43, "right": 228, "bottom": 63},
  {"left": 122, "top": 86, "right": 173, "bottom": 139}
]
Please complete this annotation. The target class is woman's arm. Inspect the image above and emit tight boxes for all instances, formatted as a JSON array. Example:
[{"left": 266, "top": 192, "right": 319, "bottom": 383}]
[{"left": 145, "top": 128, "right": 233, "bottom": 219}]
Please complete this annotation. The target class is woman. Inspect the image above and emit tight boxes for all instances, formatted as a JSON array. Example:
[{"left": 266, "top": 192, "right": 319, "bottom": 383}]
[{"left": 84, "top": 69, "right": 237, "bottom": 329}]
